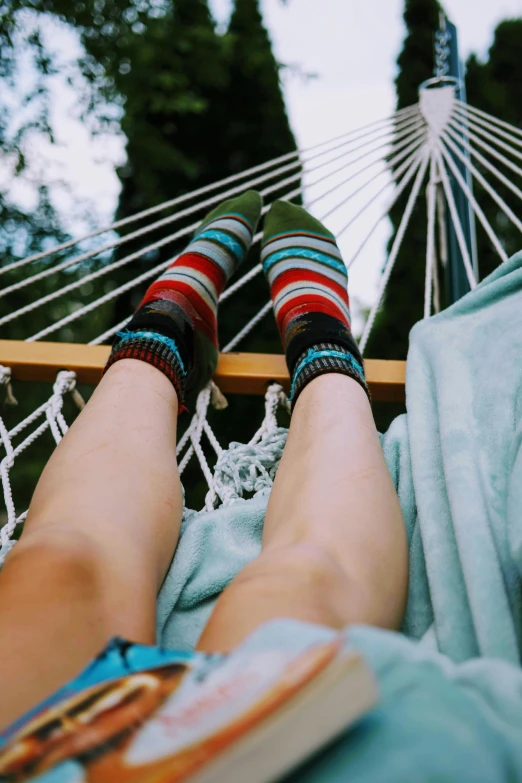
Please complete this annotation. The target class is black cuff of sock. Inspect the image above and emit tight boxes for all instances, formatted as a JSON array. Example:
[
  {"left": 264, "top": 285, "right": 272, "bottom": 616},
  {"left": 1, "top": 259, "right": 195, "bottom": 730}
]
[
  {"left": 290, "top": 342, "right": 370, "bottom": 411},
  {"left": 285, "top": 312, "right": 363, "bottom": 377},
  {"left": 126, "top": 299, "right": 195, "bottom": 374}
]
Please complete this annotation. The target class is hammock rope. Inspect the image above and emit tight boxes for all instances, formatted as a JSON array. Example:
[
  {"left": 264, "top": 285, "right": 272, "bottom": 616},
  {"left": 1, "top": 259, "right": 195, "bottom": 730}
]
[
  {"left": 0, "top": 108, "right": 421, "bottom": 286},
  {"left": 17, "top": 133, "right": 428, "bottom": 342},
  {"left": 0, "top": 112, "right": 425, "bottom": 331},
  {"left": 2, "top": 84, "right": 522, "bottom": 563},
  {"left": 424, "top": 156, "right": 439, "bottom": 320},
  {"left": 0, "top": 105, "right": 419, "bottom": 278}
]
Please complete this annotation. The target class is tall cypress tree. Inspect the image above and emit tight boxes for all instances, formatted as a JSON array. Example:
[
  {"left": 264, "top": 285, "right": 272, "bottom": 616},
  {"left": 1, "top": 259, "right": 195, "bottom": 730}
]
[
  {"left": 217, "top": 0, "right": 300, "bottom": 354},
  {"left": 116, "top": 0, "right": 229, "bottom": 219},
  {"left": 197, "top": 0, "right": 301, "bottom": 496},
  {"left": 223, "top": 0, "right": 296, "bottom": 173},
  {"left": 465, "top": 20, "right": 522, "bottom": 280},
  {"left": 110, "top": 0, "right": 230, "bottom": 325},
  {"left": 364, "top": 0, "right": 441, "bottom": 362}
]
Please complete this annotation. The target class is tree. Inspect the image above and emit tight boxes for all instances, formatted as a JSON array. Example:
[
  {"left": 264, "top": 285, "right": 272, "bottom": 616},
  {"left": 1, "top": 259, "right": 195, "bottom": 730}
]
[
  {"left": 223, "top": 0, "right": 296, "bottom": 175},
  {"left": 364, "top": 0, "right": 442, "bottom": 363},
  {"left": 218, "top": 0, "right": 299, "bottom": 351},
  {"left": 366, "top": 8, "right": 522, "bottom": 365},
  {"left": 465, "top": 20, "right": 522, "bottom": 280},
  {"left": 116, "top": 0, "right": 229, "bottom": 218},
  {"left": 0, "top": 0, "right": 299, "bottom": 509}
]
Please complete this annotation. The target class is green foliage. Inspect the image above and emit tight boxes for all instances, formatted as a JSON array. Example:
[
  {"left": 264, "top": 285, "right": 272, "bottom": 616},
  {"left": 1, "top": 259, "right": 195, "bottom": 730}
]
[
  {"left": 365, "top": 3, "right": 522, "bottom": 434},
  {"left": 116, "top": 1, "right": 230, "bottom": 215},
  {"left": 224, "top": 0, "right": 296, "bottom": 174},
  {"left": 465, "top": 20, "right": 522, "bottom": 280},
  {"left": 0, "top": 0, "right": 299, "bottom": 510}
]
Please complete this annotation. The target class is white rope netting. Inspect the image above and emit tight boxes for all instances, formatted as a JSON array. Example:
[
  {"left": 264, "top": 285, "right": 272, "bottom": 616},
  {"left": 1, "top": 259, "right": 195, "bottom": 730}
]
[
  {"left": 2, "top": 84, "right": 522, "bottom": 560},
  {"left": 0, "top": 368, "right": 85, "bottom": 564}
]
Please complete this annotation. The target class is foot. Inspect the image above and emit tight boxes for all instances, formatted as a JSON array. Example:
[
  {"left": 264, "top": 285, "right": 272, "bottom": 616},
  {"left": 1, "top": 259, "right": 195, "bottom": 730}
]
[
  {"left": 105, "top": 190, "right": 263, "bottom": 410},
  {"left": 261, "top": 200, "right": 369, "bottom": 408}
]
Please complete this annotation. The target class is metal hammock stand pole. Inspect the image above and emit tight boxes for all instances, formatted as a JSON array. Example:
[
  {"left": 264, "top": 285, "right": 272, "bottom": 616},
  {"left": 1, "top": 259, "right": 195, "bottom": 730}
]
[
  {"left": 2, "top": 76, "right": 522, "bottom": 557},
  {"left": 433, "top": 12, "right": 478, "bottom": 305}
]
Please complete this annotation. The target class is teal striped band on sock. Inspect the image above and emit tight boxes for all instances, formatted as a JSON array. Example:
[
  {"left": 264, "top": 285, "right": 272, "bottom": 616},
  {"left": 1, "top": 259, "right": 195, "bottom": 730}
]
[
  {"left": 116, "top": 329, "right": 187, "bottom": 378},
  {"left": 289, "top": 347, "right": 365, "bottom": 402}
]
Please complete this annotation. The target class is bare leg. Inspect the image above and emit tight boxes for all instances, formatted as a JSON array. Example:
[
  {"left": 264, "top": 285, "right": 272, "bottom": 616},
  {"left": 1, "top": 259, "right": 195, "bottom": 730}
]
[
  {"left": 0, "top": 360, "right": 182, "bottom": 729},
  {"left": 198, "top": 374, "right": 408, "bottom": 652}
]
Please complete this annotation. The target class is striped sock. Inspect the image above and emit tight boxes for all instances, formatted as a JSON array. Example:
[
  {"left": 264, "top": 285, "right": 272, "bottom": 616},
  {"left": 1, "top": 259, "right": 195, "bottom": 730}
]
[
  {"left": 261, "top": 200, "right": 369, "bottom": 408},
  {"left": 105, "top": 190, "right": 262, "bottom": 409}
]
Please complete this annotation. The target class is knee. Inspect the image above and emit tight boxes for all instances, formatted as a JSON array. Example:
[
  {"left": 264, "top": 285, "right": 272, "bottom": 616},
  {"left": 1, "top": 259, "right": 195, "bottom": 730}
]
[
  {"left": 258, "top": 543, "right": 348, "bottom": 590},
  {"left": 3, "top": 528, "right": 107, "bottom": 596},
  {"left": 233, "top": 543, "right": 351, "bottom": 617},
  {"left": 231, "top": 542, "right": 397, "bottom": 630}
]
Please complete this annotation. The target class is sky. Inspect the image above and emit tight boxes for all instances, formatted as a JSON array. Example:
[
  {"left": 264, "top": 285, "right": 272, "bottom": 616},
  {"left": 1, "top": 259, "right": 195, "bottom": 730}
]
[{"left": 7, "top": 0, "right": 522, "bottom": 334}]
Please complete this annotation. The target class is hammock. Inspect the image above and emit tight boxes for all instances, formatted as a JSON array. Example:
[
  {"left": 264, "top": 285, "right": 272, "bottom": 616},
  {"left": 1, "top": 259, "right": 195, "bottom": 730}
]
[{"left": 1, "top": 81, "right": 522, "bottom": 564}]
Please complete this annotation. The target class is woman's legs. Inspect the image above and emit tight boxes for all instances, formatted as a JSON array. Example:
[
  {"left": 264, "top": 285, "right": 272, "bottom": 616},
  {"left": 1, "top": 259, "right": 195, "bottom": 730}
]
[
  {"left": 0, "top": 193, "right": 408, "bottom": 731},
  {"left": 0, "top": 360, "right": 182, "bottom": 728},
  {"left": 198, "top": 373, "right": 408, "bottom": 651},
  {"left": 0, "top": 365, "right": 407, "bottom": 728}
]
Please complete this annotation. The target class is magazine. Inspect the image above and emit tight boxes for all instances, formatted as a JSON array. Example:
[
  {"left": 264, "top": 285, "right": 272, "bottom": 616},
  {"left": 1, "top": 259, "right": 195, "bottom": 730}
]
[{"left": 0, "top": 621, "right": 377, "bottom": 783}]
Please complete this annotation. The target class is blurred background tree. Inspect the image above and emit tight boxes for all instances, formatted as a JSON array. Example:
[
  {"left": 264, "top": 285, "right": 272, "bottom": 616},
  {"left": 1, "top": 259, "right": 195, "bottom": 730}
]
[
  {"left": 465, "top": 19, "right": 522, "bottom": 279},
  {"left": 365, "top": 0, "right": 522, "bottom": 430},
  {"left": 367, "top": 3, "right": 522, "bottom": 363},
  {"left": 0, "top": 0, "right": 298, "bottom": 509},
  {"left": 2, "top": 0, "right": 522, "bottom": 510},
  {"left": 365, "top": 0, "right": 442, "bottom": 364}
]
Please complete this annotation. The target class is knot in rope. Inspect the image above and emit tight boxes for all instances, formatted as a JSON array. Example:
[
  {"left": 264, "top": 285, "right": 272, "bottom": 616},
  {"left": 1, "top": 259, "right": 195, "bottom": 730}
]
[
  {"left": 53, "top": 371, "right": 85, "bottom": 411},
  {"left": 209, "top": 383, "right": 289, "bottom": 508},
  {"left": 0, "top": 366, "right": 17, "bottom": 406},
  {"left": 259, "top": 382, "right": 290, "bottom": 433},
  {"left": 210, "top": 381, "right": 228, "bottom": 410},
  {"left": 210, "top": 428, "right": 288, "bottom": 507}
]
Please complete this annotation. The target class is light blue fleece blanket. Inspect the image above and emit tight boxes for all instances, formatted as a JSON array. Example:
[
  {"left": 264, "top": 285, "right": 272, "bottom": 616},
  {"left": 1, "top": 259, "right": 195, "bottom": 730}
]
[{"left": 157, "top": 252, "right": 522, "bottom": 778}]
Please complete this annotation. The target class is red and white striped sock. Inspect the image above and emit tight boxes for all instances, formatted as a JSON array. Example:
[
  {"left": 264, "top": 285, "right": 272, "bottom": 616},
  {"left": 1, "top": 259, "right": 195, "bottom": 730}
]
[
  {"left": 262, "top": 200, "right": 368, "bottom": 408},
  {"left": 105, "top": 190, "right": 262, "bottom": 408}
]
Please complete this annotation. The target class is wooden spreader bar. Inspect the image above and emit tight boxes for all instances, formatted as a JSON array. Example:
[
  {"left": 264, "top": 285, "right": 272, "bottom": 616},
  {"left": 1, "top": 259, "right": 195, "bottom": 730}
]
[{"left": 0, "top": 340, "right": 406, "bottom": 402}]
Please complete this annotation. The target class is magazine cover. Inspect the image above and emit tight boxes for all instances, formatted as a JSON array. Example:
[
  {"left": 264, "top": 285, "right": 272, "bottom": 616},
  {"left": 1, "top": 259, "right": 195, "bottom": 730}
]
[{"left": 0, "top": 625, "right": 351, "bottom": 783}]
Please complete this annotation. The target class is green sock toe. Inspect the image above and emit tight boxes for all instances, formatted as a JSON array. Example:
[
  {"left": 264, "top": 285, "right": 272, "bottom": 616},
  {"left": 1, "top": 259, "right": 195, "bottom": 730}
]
[
  {"left": 202, "top": 190, "right": 263, "bottom": 233},
  {"left": 263, "top": 200, "right": 335, "bottom": 242}
]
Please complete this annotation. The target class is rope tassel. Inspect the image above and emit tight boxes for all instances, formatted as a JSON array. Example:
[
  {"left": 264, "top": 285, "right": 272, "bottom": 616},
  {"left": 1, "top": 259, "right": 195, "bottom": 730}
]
[{"left": 0, "top": 367, "right": 17, "bottom": 407}]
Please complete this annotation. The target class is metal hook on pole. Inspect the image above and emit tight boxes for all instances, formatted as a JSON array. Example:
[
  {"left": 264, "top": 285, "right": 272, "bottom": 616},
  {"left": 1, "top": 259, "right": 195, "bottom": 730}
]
[
  {"left": 429, "top": 14, "right": 478, "bottom": 305},
  {"left": 434, "top": 13, "right": 451, "bottom": 80}
]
